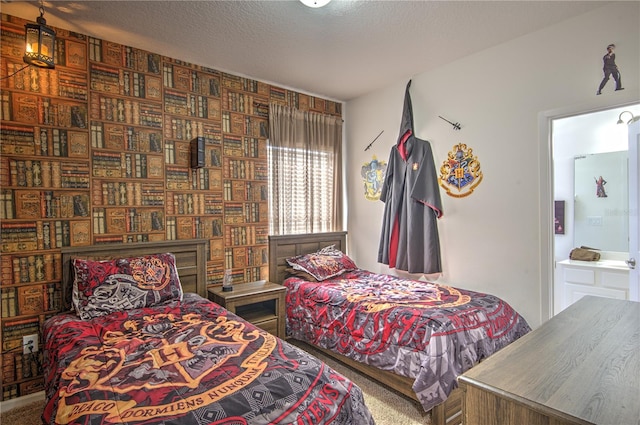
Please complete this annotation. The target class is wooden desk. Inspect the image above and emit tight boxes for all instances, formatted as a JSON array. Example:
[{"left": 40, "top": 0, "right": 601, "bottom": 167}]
[
  {"left": 208, "top": 280, "right": 286, "bottom": 339},
  {"left": 458, "top": 296, "right": 639, "bottom": 425}
]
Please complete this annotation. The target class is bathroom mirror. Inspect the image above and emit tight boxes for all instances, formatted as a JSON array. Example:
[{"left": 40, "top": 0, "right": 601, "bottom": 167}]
[{"left": 574, "top": 151, "right": 628, "bottom": 252}]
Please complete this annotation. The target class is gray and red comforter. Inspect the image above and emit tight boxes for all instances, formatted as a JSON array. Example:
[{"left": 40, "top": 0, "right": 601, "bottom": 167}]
[
  {"left": 42, "top": 293, "right": 374, "bottom": 425},
  {"left": 284, "top": 270, "right": 531, "bottom": 412}
]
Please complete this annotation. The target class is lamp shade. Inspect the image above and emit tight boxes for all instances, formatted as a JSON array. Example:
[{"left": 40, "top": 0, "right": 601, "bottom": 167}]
[{"left": 24, "top": 16, "right": 56, "bottom": 69}]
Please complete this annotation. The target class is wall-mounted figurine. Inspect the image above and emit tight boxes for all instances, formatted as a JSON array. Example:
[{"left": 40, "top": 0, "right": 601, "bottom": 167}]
[
  {"left": 595, "top": 175, "right": 607, "bottom": 198},
  {"left": 596, "top": 43, "right": 623, "bottom": 95}
]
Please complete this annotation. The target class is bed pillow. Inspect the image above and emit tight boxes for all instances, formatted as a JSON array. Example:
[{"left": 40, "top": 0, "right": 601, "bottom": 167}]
[
  {"left": 286, "top": 245, "right": 357, "bottom": 281},
  {"left": 72, "top": 253, "right": 183, "bottom": 320},
  {"left": 285, "top": 266, "right": 319, "bottom": 282}
]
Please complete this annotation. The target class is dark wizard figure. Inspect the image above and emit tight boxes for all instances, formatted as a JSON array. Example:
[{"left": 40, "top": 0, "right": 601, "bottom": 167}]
[
  {"left": 378, "top": 81, "right": 443, "bottom": 274},
  {"left": 597, "top": 43, "right": 623, "bottom": 95}
]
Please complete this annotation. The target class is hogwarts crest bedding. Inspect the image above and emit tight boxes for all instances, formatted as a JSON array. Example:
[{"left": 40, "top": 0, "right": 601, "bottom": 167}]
[
  {"left": 42, "top": 293, "right": 374, "bottom": 425},
  {"left": 43, "top": 251, "right": 374, "bottom": 424}
]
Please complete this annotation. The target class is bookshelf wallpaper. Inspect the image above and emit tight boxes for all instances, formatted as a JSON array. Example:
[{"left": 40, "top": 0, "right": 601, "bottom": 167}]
[{"left": 0, "top": 13, "right": 342, "bottom": 400}]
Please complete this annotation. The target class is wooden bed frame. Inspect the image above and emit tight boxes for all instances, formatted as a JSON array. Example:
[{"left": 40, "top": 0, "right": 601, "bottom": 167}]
[
  {"left": 268, "top": 232, "right": 462, "bottom": 425},
  {"left": 60, "top": 239, "right": 208, "bottom": 310}
]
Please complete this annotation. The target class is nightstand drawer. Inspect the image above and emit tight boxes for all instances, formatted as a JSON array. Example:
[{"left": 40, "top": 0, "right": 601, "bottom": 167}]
[
  {"left": 236, "top": 304, "right": 277, "bottom": 324},
  {"left": 253, "top": 318, "right": 278, "bottom": 335}
]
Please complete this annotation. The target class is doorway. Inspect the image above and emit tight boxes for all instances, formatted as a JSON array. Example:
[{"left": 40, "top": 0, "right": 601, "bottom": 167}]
[
  {"left": 553, "top": 106, "right": 637, "bottom": 262},
  {"left": 538, "top": 96, "right": 640, "bottom": 321}
]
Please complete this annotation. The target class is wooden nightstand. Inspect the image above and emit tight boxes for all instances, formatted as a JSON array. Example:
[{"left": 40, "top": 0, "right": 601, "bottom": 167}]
[{"left": 208, "top": 280, "right": 286, "bottom": 339}]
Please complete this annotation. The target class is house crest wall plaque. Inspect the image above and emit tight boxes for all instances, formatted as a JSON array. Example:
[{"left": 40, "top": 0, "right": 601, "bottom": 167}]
[
  {"left": 361, "top": 156, "right": 387, "bottom": 201},
  {"left": 438, "top": 143, "right": 483, "bottom": 198}
]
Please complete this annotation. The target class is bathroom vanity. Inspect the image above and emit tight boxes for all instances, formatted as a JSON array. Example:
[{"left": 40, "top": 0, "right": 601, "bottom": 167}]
[{"left": 554, "top": 251, "right": 630, "bottom": 314}]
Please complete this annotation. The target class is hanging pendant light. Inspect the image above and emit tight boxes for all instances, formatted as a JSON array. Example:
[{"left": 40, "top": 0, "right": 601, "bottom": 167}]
[{"left": 23, "top": 1, "right": 56, "bottom": 69}]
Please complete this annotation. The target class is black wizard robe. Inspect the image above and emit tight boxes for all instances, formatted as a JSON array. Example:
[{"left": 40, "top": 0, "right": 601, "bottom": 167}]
[{"left": 378, "top": 81, "right": 443, "bottom": 274}]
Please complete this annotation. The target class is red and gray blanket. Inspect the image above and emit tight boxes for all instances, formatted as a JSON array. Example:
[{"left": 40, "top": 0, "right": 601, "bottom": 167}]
[
  {"left": 285, "top": 269, "right": 531, "bottom": 412},
  {"left": 43, "top": 293, "right": 374, "bottom": 425}
]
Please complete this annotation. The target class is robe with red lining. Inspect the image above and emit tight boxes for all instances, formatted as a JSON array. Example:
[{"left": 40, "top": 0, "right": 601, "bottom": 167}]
[{"left": 378, "top": 81, "right": 443, "bottom": 274}]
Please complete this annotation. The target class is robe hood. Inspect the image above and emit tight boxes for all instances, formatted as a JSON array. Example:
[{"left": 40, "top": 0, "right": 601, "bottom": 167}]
[{"left": 398, "top": 80, "right": 414, "bottom": 143}]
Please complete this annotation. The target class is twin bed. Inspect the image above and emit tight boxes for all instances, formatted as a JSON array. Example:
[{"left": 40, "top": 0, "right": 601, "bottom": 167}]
[
  {"left": 43, "top": 233, "right": 530, "bottom": 425},
  {"left": 43, "top": 239, "right": 373, "bottom": 425},
  {"left": 269, "top": 232, "right": 530, "bottom": 425}
]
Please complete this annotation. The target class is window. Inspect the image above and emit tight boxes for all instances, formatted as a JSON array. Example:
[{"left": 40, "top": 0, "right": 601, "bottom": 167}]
[{"left": 268, "top": 104, "right": 343, "bottom": 235}]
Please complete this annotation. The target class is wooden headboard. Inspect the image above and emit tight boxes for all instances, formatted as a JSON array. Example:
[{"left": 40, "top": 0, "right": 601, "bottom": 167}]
[
  {"left": 268, "top": 231, "right": 347, "bottom": 284},
  {"left": 61, "top": 239, "right": 208, "bottom": 310}
]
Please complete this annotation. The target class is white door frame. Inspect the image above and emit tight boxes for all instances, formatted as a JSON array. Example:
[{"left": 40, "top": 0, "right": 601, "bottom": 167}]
[
  {"left": 628, "top": 119, "right": 639, "bottom": 301},
  {"left": 538, "top": 91, "right": 639, "bottom": 323}
]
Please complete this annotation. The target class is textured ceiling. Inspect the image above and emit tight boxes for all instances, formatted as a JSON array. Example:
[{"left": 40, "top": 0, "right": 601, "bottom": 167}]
[{"left": 2, "top": 1, "right": 611, "bottom": 101}]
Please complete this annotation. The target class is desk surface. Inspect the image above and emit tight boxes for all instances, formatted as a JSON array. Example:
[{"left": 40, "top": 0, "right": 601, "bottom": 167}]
[{"left": 459, "top": 296, "right": 640, "bottom": 425}]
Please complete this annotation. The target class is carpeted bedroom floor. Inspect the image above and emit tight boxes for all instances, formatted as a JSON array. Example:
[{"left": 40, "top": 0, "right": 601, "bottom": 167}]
[
  {"left": 293, "top": 341, "right": 431, "bottom": 425},
  {"left": 1, "top": 341, "right": 430, "bottom": 425}
]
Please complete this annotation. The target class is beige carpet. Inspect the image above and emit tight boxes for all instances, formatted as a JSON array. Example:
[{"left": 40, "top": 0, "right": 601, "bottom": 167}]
[
  {"left": 0, "top": 400, "right": 44, "bottom": 425},
  {"left": 1, "top": 343, "right": 429, "bottom": 425},
  {"left": 293, "top": 340, "right": 430, "bottom": 425}
]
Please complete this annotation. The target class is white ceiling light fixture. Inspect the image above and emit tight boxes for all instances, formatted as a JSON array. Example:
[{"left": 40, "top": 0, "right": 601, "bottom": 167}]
[{"left": 300, "top": 0, "right": 332, "bottom": 8}]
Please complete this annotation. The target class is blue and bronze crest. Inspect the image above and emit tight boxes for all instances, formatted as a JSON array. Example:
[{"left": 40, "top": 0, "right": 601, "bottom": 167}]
[{"left": 438, "top": 143, "right": 483, "bottom": 197}]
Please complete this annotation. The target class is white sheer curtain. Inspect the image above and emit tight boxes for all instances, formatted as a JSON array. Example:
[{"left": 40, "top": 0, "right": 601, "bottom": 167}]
[{"left": 268, "top": 103, "right": 343, "bottom": 235}]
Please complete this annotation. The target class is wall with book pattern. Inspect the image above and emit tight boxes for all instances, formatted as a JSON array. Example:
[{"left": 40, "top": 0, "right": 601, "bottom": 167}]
[{"left": 0, "top": 13, "right": 342, "bottom": 401}]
